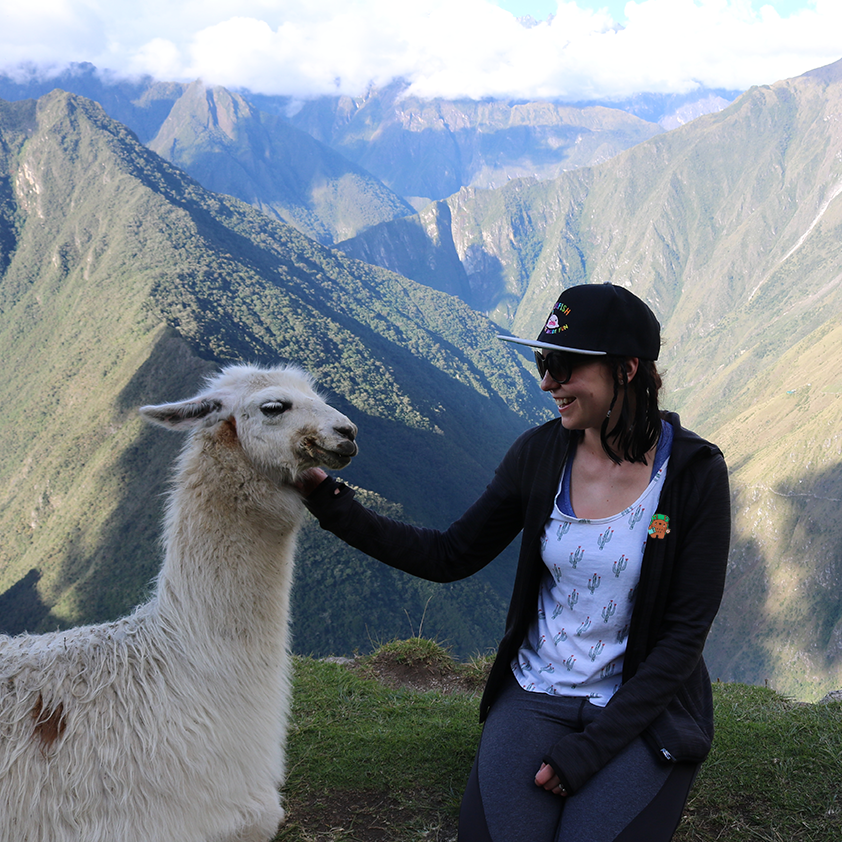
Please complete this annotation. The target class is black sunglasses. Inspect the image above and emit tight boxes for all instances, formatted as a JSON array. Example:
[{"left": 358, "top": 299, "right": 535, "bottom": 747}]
[{"left": 534, "top": 350, "right": 588, "bottom": 384}]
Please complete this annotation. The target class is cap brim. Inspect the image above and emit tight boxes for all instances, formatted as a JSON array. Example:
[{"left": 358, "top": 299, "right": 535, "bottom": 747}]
[{"left": 496, "top": 334, "right": 607, "bottom": 356}]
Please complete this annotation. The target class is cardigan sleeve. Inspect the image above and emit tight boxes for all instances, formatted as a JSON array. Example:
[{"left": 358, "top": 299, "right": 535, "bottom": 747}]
[
  {"left": 303, "top": 429, "right": 535, "bottom": 583},
  {"left": 542, "top": 447, "right": 731, "bottom": 792}
]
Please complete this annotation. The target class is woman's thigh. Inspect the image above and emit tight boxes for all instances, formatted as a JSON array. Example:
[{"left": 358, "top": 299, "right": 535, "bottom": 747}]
[
  {"left": 472, "top": 678, "right": 579, "bottom": 841},
  {"left": 555, "top": 736, "right": 695, "bottom": 842}
]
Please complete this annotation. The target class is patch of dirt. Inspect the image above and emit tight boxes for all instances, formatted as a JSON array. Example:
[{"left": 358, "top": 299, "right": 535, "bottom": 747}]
[
  {"left": 279, "top": 790, "right": 457, "bottom": 842},
  {"left": 348, "top": 651, "right": 486, "bottom": 696}
]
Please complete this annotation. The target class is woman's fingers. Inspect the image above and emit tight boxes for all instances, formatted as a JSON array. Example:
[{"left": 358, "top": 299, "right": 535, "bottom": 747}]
[{"left": 535, "top": 763, "right": 568, "bottom": 796}]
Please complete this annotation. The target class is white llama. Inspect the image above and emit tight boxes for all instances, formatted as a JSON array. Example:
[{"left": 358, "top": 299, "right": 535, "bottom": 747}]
[{"left": 0, "top": 363, "right": 358, "bottom": 842}]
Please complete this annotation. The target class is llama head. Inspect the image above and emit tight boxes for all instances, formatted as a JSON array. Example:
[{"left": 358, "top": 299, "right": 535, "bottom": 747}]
[{"left": 139, "top": 364, "right": 358, "bottom": 484}]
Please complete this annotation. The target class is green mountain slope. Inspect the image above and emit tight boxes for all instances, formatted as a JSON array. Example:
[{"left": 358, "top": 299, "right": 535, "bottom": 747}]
[
  {"left": 338, "top": 60, "right": 842, "bottom": 699},
  {"left": 3, "top": 61, "right": 840, "bottom": 699},
  {"left": 337, "top": 175, "right": 587, "bottom": 321},
  {"left": 0, "top": 90, "right": 550, "bottom": 658}
]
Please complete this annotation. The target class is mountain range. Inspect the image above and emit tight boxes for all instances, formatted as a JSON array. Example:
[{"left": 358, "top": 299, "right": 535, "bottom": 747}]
[
  {"left": 0, "top": 59, "right": 840, "bottom": 700},
  {"left": 0, "top": 65, "right": 736, "bottom": 240}
]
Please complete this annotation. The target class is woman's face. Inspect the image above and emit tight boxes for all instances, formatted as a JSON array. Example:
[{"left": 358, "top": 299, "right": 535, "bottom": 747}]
[{"left": 538, "top": 355, "right": 635, "bottom": 433}]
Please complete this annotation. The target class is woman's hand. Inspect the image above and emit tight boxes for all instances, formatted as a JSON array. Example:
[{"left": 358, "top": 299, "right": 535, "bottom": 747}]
[
  {"left": 295, "top": 467, "right": 328, "bottom": 496},
  {"left": 535, "top": 762, "right": 568, "bottom": 797}
]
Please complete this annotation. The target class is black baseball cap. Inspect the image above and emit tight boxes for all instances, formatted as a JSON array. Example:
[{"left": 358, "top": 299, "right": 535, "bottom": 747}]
[{"left": 497, "top": 283, "right": 660, "bottom": 360}]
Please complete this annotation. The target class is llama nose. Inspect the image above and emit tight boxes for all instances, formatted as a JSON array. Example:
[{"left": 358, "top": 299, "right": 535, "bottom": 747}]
[
  {"left": 336, "top": 424, "right": 357, "bottom": 442},
  {"left": 334, "top": 424, "right": 358, "bottom": 456}
]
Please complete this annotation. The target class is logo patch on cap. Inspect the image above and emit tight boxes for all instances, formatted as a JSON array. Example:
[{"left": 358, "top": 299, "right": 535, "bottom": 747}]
[{"left": 544, "top": 302, "right": 571, "bottom": 334}]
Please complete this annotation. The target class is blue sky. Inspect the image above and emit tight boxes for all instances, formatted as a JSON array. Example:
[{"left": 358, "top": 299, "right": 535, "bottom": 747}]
[
  {"left": 493, "top": 0, "right": 812, "bottom": 22},
  {"left": 0, "top": 1, "right": 838, "bottom": 101},
  {"left": 494, "top": 0, "right": 629, "bottom": 20}
]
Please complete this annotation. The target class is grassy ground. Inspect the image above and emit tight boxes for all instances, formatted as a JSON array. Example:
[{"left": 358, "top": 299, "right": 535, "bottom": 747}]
[{"left": 275, "top": 639, "right": 842, "bottom": 841}]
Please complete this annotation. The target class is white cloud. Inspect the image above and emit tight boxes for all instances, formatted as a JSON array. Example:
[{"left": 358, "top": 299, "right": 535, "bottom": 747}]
[
  {"left": 0, "top": 0, "right": 106, "bottom": 67},
  {"left": 0, "top": 0, "right": 839, "bottom": 100}
]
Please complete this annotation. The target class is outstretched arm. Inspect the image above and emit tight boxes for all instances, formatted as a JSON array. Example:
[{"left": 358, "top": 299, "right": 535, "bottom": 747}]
[{"left": 298, "top": 446, "right": 528, "bottom": 584}]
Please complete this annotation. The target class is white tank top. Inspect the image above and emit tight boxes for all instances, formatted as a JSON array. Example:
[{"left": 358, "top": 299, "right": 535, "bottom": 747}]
[{"left": 512, "top": 448, "right": 670, "bottom": 707}]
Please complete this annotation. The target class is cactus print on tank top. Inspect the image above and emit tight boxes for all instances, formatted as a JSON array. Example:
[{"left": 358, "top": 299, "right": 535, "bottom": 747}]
[{"left": 512, "top": 423, "right": 672, "bottom": 707}]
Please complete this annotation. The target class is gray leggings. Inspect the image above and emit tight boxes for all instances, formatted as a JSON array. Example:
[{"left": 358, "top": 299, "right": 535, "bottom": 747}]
[{"left": 458, "top": 675, "right": 699, "bottom": 842}]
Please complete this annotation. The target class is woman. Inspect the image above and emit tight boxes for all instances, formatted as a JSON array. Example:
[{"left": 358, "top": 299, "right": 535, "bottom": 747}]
[{"left": 300, "top": 283, "right": 731, "bottom": 842}]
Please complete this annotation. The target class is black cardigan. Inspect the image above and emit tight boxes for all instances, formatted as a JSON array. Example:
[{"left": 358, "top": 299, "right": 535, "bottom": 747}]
[{"left": 305, "top": 411, "right": 731, "bottom": 793}]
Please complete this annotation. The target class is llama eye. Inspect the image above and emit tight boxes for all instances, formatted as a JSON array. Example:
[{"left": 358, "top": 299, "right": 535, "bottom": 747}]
[{"left": 260, "top": 400, "right": 291, "bottom": 417}]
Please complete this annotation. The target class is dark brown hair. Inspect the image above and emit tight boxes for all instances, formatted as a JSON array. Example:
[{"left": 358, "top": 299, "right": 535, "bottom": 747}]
[{"left": 599, "top": 356, "right": 664, "bottom": 464}]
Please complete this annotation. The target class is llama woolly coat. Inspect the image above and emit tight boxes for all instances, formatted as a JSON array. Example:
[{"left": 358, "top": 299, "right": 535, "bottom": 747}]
[{"left": 0, "top": 364, "right": 358, "bottom": 842}]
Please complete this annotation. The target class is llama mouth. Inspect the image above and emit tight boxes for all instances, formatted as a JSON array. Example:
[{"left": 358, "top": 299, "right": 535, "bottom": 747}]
[
  {"left": 306, "top": 441, "right": 358, "bottom": 467},
  {"left": 321, "top": 453, "right": 355, "bottom": 469}
]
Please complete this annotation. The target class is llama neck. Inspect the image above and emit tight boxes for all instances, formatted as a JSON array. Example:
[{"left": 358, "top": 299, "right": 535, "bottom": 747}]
[{"left": 155, "top": 428, "right": 303, "bottom": 652}]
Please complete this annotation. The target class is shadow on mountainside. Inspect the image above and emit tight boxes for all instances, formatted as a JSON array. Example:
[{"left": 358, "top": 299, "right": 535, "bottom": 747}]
[
  {"left": 706, "top": 460, "right": 842, "bottom": 699},
  {"left": 17, "top": 331, "right": 216, "bottom": 631},
  {"left": 0, "top": 569, "right": 55, "bottom": 634}
]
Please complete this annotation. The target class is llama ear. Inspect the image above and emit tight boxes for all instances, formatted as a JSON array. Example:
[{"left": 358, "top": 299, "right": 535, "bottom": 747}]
[{"left": 139, "top": 397, "right": 227, "bottom": 430}]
